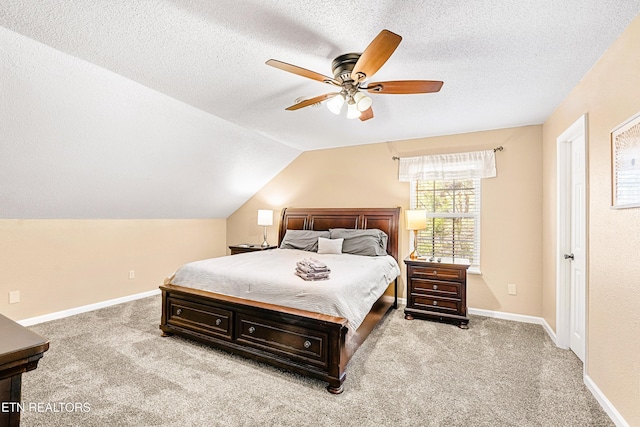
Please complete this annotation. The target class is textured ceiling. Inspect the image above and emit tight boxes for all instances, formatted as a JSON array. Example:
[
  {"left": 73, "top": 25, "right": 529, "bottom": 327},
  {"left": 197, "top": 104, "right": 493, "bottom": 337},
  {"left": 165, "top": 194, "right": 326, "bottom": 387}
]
[
  {"left": 1, "top": 1, "right": 639, "bottom": 218},
  {"left": 3, "top": 1, "right": 640, "bottom": 150}
]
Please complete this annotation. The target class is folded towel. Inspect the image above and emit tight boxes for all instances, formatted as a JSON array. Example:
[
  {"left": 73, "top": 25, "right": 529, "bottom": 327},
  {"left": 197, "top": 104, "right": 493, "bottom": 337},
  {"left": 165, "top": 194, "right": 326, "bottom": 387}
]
[
  {"left": 296, "top": 262, "right": 331, "bottom": 274},
  {"left": 295, "top": 269, "right": 330, "bottom": 278},
  {"left": 303, "top": 257, "right": 328, "bottom": 269},
  {"left": 295, "top": 270, "right": 330, "bottom": 281},
  {"left": 296, "top": 257, "right": 330, "bottom": 273},
  {"left": 295, "top": 257, "right": 331, "bottom": 280}
]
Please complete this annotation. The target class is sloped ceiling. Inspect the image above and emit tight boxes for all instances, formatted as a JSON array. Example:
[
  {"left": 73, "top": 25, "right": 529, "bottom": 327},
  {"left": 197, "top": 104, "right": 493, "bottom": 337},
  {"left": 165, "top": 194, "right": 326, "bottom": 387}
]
[{"left": 1, "top": 1, "right": 639, "bottom": 218}]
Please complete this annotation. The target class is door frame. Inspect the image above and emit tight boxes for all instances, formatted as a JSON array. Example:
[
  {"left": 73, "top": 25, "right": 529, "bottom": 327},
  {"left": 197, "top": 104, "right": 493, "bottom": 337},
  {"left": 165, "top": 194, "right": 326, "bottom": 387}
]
[{"left": 555, "top": 114, "right": 588, "bottom": 359}]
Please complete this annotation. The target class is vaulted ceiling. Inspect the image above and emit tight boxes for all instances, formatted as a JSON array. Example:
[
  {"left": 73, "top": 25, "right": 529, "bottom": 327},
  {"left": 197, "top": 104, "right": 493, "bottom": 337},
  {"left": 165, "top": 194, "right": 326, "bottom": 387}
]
[{"left": 1, "top": 1, "right": 639, "bottom": 218}]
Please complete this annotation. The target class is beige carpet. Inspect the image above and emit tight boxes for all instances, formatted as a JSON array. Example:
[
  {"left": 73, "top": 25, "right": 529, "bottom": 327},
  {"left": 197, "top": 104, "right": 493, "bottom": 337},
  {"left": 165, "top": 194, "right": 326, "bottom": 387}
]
[{"left": 20, "top": 295, "right": 612, "bottom": 426}]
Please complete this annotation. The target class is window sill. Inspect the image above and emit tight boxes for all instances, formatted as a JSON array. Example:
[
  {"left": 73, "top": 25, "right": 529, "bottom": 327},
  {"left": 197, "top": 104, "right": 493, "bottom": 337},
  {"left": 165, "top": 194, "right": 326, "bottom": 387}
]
[{"left": 468, "top": 267, "right": 482, "bottom": 275}]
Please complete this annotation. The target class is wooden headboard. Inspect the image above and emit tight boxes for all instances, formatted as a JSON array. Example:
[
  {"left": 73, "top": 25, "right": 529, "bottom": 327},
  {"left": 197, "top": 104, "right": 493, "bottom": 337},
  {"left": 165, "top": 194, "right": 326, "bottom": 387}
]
[{"left": 278, "top": 207, "right": 401, "bottom": 261}]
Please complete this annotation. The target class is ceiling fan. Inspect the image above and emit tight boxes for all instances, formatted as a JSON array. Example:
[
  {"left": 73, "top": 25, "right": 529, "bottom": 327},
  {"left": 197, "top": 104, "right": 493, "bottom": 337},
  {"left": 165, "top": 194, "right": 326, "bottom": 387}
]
[{"left": 266, "top": 29, "right": 443, "bottom": 122}]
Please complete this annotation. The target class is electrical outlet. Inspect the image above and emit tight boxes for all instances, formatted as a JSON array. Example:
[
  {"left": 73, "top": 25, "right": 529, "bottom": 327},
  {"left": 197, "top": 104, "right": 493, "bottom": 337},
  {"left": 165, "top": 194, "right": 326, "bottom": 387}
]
[
  {"left": 9, "top": 291, "right": 20, "bottom": 304},
  {"left": 508, "top": 283, "right": 517, "bottom": 295},
  {"left": 129, "top": 270, "right": 135, "bottom": 280}
]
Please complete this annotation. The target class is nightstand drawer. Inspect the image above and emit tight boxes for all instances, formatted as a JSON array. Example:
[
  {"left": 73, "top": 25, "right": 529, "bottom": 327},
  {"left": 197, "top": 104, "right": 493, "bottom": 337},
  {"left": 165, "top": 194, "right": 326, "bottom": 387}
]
[
  {"left": 408, "top": 265, "right": 465, "bottom": 282},
  {"left": 411, "top": 278, "right": 461, "bottom": 297},
  {"left": 412, "top": 295, "right": 461, "bottom": 314}
]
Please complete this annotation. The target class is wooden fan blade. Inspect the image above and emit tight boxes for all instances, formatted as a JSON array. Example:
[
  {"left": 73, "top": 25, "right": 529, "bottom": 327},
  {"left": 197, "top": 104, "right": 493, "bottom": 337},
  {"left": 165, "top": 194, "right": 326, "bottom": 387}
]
[
  {"left": 285, "top": 93, "right": 338, "bottom": 111},
  {"left": 266, "top": 59, "right": 339, "bottom": 85},
  {"left": 364, "top": 80, "right": 444, "bottom": 94},
  {"left": 351, "top": 30, "right": 402, "bottom": 83},
  {"left": 359, "top": 106, "right": 374, "bottom": 121}
]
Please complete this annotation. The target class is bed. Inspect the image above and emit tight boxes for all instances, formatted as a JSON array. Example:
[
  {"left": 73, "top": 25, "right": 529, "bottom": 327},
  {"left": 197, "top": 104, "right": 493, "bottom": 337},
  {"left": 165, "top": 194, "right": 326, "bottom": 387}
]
[{"left": 159, "top": 207, "right": 400, "bottom": 393}]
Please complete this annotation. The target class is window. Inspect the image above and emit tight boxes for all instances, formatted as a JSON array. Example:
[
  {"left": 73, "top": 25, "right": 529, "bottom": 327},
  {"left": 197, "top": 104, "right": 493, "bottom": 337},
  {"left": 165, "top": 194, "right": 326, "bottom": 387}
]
[
  {"left": 399, "top": 148, "right": 496, "bottom": 274},
  {"left": 411, "top": 178, "right": 481, "bottom": 272}
]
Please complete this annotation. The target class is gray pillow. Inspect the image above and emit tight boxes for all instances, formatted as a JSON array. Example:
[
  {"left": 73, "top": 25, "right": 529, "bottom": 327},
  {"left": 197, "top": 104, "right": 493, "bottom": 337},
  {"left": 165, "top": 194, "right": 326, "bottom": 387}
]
[
  {"left": 329, "top": 228, "right": 388, "bottom": 256},
  {"left": 279, "top": 229, "right": 330, "bottom": 252}
]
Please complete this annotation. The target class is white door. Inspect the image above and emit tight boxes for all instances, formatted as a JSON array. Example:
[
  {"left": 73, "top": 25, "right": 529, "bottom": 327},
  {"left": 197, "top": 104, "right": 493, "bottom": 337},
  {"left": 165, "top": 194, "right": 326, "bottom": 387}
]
[
  {"left": 556, "top": 114, "right": 587, "bottom": 363},
  {"left": 569, "top": 134, "right": 586, "bottom": 362}
]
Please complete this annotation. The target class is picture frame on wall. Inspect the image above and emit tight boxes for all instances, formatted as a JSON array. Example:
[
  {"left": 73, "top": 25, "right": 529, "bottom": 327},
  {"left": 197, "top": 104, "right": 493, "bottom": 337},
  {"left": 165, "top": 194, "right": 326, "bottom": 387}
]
[{"left": 611, "top": 111, "right": 640, "bottom": 209}]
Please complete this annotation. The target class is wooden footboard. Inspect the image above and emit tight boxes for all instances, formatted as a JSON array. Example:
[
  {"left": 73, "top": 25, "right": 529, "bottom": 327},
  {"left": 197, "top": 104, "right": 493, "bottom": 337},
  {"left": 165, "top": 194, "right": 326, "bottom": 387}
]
[{"left": 159, "top": 282, "right": 395, "bottom": 393}]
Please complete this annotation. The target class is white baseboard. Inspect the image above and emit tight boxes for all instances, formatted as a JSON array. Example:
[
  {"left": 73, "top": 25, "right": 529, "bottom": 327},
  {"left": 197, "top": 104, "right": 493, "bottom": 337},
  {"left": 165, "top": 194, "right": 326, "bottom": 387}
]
[
  {"left": 584, "top": 375, "right": 630, "bottom": 427},
  {"left": 398, "top": 303, "right": 546, "bottom": 326},
  {"left": 468, "top": 308, "right": 559, "bottom": 346},
  {"left": 18, "top": 289, "right": 161, "bottom": 327},
  {"left": 464, "top": 308, "right": 563, "bottom": 349},
  {"left": 468, "top": 307, "right": 544, "bottom": 325},
  {"left": 540, "top": 318, "right": 559, "bottom": 347}
]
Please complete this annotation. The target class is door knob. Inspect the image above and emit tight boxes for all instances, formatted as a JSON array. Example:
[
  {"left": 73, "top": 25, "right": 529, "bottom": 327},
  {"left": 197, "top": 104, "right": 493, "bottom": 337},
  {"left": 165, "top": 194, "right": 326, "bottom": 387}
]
[{"left": 564, "top": 253, "right": 574, "bottom": 260}]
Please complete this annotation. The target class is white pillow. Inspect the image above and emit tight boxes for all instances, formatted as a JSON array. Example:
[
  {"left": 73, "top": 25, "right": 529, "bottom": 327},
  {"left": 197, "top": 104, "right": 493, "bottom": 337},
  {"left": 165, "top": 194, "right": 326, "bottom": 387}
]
[{"left": 317, "top": 237, "right": 343, "bottom": 254}]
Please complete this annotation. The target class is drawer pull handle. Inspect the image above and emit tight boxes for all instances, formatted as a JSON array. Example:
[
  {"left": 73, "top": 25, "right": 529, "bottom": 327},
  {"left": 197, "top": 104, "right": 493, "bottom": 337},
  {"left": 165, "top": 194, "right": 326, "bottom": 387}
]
[
  {"left": 176, "top": 309, "right": 182, "bottom": 316},
  {"left": 433, "top": 301, "right": 438, "bottom": 306},
  {"left": 432, "top": 271, "right": 438, "bottom": 275},
  {"left": 304, "top": 340, "right": 311, "bottom": 349},
  {"left": 215, "top": 318, "right": 222, "bottom": 326},
  {"left": 433, "top": 285, "right": 438, "bottom": 290},
  {"left": 248, "top": 326, "right": 256, "bottom": 334}
]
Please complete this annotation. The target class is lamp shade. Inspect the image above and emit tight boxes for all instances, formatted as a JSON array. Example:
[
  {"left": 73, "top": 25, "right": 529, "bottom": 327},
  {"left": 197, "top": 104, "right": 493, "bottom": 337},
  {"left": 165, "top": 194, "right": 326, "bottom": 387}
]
[
  {"left": 353, "top": 91, "right": 372, "bottom": 112},
  {"left": 405, "top": 210, "right": 427, "bottom": 230},
  {"left": 257, "top": 209, "right": 273, "bottom": 226},
  {"left": 346, "top": 103, "right": 361, "bottom": 119},
  {"left": 326, "top": 94, "right": 345, "bottom": 115}
]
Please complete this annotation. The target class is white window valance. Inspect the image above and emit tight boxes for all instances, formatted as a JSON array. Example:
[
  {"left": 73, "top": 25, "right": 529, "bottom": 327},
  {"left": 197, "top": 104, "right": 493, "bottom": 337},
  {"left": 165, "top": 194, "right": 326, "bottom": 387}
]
[{"left": 398, "top": 149, "right": 497, "bottom": 182}]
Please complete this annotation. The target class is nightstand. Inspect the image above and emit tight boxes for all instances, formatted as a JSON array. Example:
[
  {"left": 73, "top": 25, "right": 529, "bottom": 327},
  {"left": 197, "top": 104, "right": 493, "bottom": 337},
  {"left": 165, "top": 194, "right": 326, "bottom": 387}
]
[
  {"left": 229, "top": 244, "right": 277, "bottom": 255},
  {"left": 404, "top": 257, "right": 470, "bottom": 329}
]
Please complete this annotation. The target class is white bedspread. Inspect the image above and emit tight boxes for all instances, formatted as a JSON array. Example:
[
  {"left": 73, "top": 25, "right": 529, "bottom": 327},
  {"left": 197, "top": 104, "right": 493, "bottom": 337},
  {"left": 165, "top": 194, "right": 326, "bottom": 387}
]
[{"left": 167, "top": 248, "right": 401, "bottom": 330}]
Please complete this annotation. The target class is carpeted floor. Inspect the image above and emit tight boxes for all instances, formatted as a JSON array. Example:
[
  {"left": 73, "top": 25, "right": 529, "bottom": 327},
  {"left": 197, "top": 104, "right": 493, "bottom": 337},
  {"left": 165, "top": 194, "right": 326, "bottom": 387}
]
[{"left": 19, "top": 295, "right": 612, "bottom": 426}]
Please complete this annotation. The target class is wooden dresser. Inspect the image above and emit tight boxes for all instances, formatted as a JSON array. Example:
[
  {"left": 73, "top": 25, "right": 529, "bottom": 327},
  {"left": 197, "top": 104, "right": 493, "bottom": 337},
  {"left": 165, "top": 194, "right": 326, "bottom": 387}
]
[
  {"left": 0, "top": 313, "right": 49, "bottom": 426},
  {"left": 404, "top": 258, "right": 470, "bottom": 328}
]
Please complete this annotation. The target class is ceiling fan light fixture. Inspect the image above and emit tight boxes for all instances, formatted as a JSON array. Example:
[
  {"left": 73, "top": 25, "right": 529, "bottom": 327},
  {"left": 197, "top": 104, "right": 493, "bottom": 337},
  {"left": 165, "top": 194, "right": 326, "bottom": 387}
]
[
  {"left": 326, "top": 93, "right": 345, "bottom": 115},
  {"left": 353, "top": 91, "right": 372, "bottom": 112},
  {"left": 268, "top": 30, "right": 442, "bottom": 122},
  {"left": 346, "top": 102, "right": 361, "bottom": 119}
]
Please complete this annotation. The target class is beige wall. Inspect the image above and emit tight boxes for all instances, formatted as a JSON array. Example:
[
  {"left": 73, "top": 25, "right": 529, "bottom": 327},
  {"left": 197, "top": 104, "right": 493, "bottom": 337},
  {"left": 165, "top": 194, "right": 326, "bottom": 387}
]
[
  {"left": 228, "top": 125, "right": 543, "bottom": 316},
  {"left": 1, "top": 219, "right": 226, "bottom": 321},
  {"left": 541, "top": 14, "right": 640, "bottom": 425}
]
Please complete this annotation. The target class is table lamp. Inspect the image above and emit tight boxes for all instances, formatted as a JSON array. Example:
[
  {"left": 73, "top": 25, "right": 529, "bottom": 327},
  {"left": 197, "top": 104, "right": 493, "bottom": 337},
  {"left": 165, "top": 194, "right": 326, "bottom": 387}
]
[
  {"left": 405, "top": 209, "right": 427, "bottom": 259},
  {"left": 257, "top": 209, "right": 274, "bottom": 247}
]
